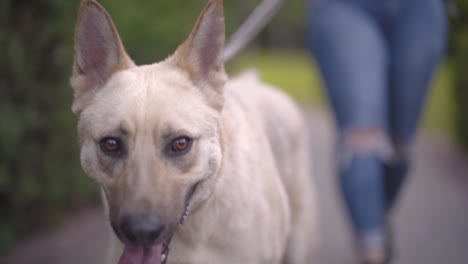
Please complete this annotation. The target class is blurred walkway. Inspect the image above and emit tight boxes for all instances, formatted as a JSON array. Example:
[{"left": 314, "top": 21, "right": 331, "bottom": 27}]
[
  {"left": 4, "top": 108, "right": 468, "bottom": 264},
  {"left": 308, "top": 109, "right": 468, "bottom": 264}
]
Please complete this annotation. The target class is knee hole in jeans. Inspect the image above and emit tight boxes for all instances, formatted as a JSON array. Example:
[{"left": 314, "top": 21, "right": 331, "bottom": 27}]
[{"left": 338, "top": 127, "right": 395, "bottom": 170}]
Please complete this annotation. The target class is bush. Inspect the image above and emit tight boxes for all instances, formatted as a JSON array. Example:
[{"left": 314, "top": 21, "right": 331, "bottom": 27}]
[
  {"left": 0, "top": 0, "right": 98, "bottom": 254},
  {"left": 451, "top": 0, "right": 468, "bottom": 149}
]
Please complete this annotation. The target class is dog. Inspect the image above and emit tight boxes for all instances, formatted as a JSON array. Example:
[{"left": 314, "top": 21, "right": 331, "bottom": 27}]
[{"left": 71, "top": 0, "right": 318, "bottom": 263}]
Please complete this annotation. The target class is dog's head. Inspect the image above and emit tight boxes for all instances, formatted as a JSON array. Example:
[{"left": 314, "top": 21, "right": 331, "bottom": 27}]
[{"left": 71, "top": 0, "right": 226, "bottom": 263}]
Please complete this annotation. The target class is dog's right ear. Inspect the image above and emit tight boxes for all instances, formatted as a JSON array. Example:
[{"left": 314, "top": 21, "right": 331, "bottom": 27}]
[{"left": 71, "top": 0, "right": 133, "bottom": 115}]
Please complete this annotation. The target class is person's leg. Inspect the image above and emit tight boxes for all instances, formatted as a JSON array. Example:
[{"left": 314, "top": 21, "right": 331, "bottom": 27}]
[
  {"left": 307, "top": 2, "right": 391, "bottom": 262},
  {"left": 385, "top": 0, "right": 448, "bottom": 211}
]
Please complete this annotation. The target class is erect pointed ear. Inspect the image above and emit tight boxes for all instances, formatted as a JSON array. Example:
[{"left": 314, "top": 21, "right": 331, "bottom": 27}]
[
  {"left": 170, "top": 0, "right": 227, "bottom": 110},
  {"left": 71, "top": 0, "right": 134, "bottom": 115}
]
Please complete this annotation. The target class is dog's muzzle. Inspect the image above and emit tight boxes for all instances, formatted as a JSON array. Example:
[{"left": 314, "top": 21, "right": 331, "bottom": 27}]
[{"left": 115, "top": 181, "right": 201, "bottom": 264}]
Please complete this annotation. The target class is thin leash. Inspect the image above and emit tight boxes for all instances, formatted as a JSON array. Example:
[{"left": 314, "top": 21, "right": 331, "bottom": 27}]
[{"left": 223, "top": 0, "right": 284, "bottom": 63}]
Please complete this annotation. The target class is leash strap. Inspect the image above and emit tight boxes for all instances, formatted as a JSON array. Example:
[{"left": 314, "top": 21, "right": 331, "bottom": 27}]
[{"left": 223, "top": 0, "right": 284, "bottom": 63}]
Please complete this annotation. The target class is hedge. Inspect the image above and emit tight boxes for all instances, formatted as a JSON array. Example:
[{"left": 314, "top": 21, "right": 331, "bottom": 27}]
[{"left": 451, "top": 0, "right": 468, "bottom": 149}]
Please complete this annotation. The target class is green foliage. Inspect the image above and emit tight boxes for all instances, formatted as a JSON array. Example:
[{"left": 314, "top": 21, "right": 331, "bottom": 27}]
[
  {"left": 0, "top": 0, "right": 98, "bottom": 254},
  {"left": 95, "top": 0, "right": 306, "bottom": 64},
  {"left": 423, "top": 63, "right": 456, "bottom": 137},
  {"left": 96, "top": 0, "right": 242, "bottom": 64},
  {"left": 228, "top": 51, "right": 326, "bottom": 104},
  {"left": 451, "top": 0, "right": 468, "bottom": 149},
  {"left": 99, "top": 0, "right": 206, "bottom": 63}
]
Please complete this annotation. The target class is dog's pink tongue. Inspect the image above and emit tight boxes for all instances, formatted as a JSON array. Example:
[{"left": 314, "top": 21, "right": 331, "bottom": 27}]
[{"left": 119, "top": 244, "right": 163, "bottom": 264}]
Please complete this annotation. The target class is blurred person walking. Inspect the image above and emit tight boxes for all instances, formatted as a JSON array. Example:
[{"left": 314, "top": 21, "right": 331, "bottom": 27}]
[{"left": 307, "top": 0, "right": 447, "bottom": 263}]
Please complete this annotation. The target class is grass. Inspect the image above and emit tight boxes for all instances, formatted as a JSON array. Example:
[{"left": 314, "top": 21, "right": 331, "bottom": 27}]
[
  {"left": 424, "top": 63, "right": 456, "bottom": 137},
  {"left": 227, "top": 50, "right": 326, "bottom": 105},
  {"left": 227, "top": 50, "right": 456, "bottom": 139}
]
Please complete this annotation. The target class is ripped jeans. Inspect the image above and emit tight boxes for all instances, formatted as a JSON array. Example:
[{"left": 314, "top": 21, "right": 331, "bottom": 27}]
[{"left": 307, "top": 0, "right": 447, "bottom": 247}]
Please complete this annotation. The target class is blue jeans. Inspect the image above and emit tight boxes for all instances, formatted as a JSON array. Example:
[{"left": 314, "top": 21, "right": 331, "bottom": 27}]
[{"left": 307, "top": 0, "right": 447, "bottom": 246}]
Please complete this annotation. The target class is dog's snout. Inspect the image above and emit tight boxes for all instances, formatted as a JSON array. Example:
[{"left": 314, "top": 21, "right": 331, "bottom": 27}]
[{"left": 120, "top": 213, "right": 165, "bottom": 245}]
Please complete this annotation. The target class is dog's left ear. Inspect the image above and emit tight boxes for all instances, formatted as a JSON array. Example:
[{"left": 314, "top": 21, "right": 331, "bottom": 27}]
[{"left": 170, "top": 0, "right": 227, "bottom": 110}]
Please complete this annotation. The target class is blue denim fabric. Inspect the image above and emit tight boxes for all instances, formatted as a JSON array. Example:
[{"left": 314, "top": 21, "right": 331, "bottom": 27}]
[{"left": 307, "top": 0, "right": 447, "bottom": 242}]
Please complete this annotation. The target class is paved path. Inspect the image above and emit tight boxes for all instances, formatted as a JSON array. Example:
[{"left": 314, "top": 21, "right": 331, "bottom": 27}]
[
  {"left": 307, "top": 109, "right": 468, "bottom": 264},
  {"left": 4, "top": 109, "right": 468, "bottom": 264}
]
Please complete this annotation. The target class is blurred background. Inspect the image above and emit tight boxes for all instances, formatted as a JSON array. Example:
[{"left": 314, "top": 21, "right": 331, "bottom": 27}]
[{"left": 1, "top": 0, "right": 467, "bottom": 263}]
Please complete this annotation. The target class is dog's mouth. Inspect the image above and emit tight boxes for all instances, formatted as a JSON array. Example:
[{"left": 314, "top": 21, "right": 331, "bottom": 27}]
[
  {"left": 117, "top": 212, "right": 179, "bottom": 264},
  {"left": 118, "top": 240, "right": 171, "bottom": 264},
  {"left": 117, "top": 181, "right": 200, "bottom": 264}
]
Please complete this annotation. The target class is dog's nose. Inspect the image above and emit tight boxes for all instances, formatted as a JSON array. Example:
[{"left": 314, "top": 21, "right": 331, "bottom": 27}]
[{"left": 120, "top": 213, "right": 165, "bottom": 245}]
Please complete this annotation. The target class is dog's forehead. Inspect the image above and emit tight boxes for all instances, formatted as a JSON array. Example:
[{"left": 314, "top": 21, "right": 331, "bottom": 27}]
[
  {"left": 82, "top": 63, "right": 216, "bottom": 136},
  {"left": 112, "top": 63, "right": 194, "bottom": 94},
  {"left": 93, "top": 63, "right": 197, "bottom": 108}
]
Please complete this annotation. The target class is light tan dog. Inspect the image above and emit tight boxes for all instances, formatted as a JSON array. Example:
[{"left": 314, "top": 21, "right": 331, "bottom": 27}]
[{"left": 71, "top": 0, "right": 318, "bottom": 263}]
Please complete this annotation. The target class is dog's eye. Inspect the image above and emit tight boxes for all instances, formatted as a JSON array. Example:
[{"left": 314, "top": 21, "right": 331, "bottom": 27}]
[
  {"left": 171, "top": 137, "right": 192, "bottom": 154},
  {"left": 100, "top": 137, "right": 122, "bottom": 156}
]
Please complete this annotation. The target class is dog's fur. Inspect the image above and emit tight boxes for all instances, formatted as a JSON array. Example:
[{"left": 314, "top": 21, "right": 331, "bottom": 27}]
[{"left": 71, "top": 0, "right": 318, "bottom": 263}]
